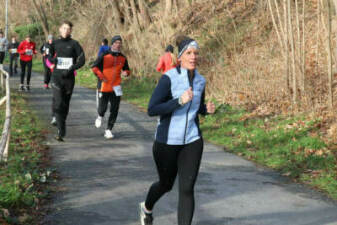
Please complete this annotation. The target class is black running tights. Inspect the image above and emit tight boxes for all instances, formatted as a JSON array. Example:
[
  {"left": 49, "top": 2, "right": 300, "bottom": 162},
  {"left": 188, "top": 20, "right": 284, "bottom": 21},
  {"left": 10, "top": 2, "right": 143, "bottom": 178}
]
[{"left": 145, "top": 138, "right": 203, "bottom": 225}]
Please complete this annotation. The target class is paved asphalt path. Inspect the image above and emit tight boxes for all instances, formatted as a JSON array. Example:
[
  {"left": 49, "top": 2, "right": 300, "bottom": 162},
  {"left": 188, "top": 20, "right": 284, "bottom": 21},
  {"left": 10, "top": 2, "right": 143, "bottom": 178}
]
[{"left": 8, "top": 69, "right": 337, "bottom": 225}]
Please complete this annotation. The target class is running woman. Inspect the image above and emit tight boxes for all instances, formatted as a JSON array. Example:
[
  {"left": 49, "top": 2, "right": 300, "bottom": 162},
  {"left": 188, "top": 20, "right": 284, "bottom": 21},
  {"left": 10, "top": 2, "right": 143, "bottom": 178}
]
[
  {"left": 0, "top": 32, "right": 8, "bottom": 71},
  {"left": 139, "top": 37, "right": 215, "bottom": 225},
  {"left": 48, "top": 21, "right": 85, "bottom": 141},
  {"left": 156, "top": 44, "right": 177, "bottom": 74},
  {"left": 40, "top": 34, "right": 53, "bottom": 89},
  {"left": 92, "top": 35, "right": 130, "bottom": 139},
  {"left": 18, "top": 34, "right": 37, "bottom": 91},
  {"left": 8, "top": 36, "right": 19, "bottom": 76}
]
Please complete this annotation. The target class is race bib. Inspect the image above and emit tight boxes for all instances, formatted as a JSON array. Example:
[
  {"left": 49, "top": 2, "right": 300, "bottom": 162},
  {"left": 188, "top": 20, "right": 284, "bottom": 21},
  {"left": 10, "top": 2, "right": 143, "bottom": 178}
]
[
  {"left": 26, "top": 49, "right": 33, "bottom": 55},
  {"left": 45, "top": 48, "right": 50, "bottom": 55},
  {"left": 57, "top": 57, "right": 73, "bottom": 70},
  {"left": 11, "top": 48, "right": 17, "bottom": 53},
  {"left": 113, "top": 85, "right": 123, "bottom": 96}
]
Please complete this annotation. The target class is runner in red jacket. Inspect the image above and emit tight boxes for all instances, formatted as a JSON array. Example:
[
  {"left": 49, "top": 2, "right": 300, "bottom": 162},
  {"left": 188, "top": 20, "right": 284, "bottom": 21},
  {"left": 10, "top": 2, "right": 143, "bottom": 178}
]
[
  {"left": 156, "top": 44, "right": 177, "bottom": 74},
  {"left": 18, "top": 35, "right": 37, "bottom": 91}
]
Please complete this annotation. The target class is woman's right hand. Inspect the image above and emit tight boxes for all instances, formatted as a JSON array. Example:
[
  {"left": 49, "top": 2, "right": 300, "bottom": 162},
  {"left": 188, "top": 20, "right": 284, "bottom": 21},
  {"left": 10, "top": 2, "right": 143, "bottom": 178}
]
[{"left": 180, "top": 87, "right": 193, "bottom": 105}]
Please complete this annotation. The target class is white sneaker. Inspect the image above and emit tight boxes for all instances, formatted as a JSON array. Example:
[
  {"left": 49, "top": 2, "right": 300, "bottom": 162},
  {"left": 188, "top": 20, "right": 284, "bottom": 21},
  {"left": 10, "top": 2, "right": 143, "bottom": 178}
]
[
  {"left": 50, "top": 117, "right": 57, "bottom": 126},
  {"left": 95, "top": 116, "right": 103, "bottom": 128},
  {"left": 104, "top": 129, "right": 114, "bottom": 139}
]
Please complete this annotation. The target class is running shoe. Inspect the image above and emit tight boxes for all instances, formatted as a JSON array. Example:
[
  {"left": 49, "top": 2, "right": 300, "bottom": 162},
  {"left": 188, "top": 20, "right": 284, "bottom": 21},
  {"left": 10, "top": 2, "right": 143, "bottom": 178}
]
[
  {"left": 50, "top": 117, "right": 57, "bottom": 126},
  {"left": 95, "top": 116, "right": 102, "bottom": 128},
  {"left": 26, "top": 85, "right": 30, "bottom": 91},
  {"left": 54, "top": 135, "right": 64, "bottom": 142},
  {"left": 104, "top": 129, "right": 114, "bottom": 139},
  {"left": 44, "top": 84, "right": 49, "bottom": 89},
  {"left": 19, "top": 84, "right": 25, "bottom": 91},
  {"left": 139, "top": 202, "right": 153, "bottom": 225}
]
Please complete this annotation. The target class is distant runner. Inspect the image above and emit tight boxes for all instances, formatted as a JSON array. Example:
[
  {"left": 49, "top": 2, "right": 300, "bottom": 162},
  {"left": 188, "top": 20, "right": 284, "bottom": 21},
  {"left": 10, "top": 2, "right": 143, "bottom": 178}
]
[
  {"left": 92, "top": 35, "right": 130, "bottom": 139},
  {"left": 0, "top": 31, "right": 8, "bottom": 71},
  {"left": 8, "top": 36, "right": 19, "bottom": 76},
  {"left": 18, "top": 34, "right": 37, "bottom": 91},
  {"left": 40, "top": 34, "right": 54, "bottom": 89},
  {"left": 156, "top": 44, "right": 177, "bottom": 74}
]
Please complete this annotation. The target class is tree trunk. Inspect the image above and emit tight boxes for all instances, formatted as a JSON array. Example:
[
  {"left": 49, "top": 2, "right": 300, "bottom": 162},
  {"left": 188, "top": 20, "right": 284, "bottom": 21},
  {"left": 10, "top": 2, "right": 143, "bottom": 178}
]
[
  {"left": 288, "top": 0, "right": 297, "bottom": 105},
  {"left": 129, "top": 0, "right": 141, "bottom": 30},
  {"left": 165, "top": 0, "right": 173, "bottom": 18},
  {"left": 122, "top": 0, "right": 132, "bottom": 27},
  {"left": 302, "top": 0, "right": 306, "bottom": 93},
  {"left": 138, "top": 0, "right": 151, "bottom": 27},
  {"left": 327, "top": 0, "right": 333, "bottom": 109},
  {"left": 110, "top": 0, "right": 123, "bottom": 31},
  {"left": 31, "top": 0, "right": 49, "bottom": 39}
]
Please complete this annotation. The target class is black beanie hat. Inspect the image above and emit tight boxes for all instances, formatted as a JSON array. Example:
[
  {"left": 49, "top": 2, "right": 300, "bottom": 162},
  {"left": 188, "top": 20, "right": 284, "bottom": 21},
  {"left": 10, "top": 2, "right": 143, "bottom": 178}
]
[
  {"left": 111, "top": 35, "right": 122, "bottom": 45},
  {"left": 165, "top": 44, "right": 174, "bottom": 53}
]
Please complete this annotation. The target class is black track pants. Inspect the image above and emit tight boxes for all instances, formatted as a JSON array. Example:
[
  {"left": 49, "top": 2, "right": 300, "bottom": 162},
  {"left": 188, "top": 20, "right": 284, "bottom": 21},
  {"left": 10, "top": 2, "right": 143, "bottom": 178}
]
[
  {"left": 97, "top": 91, "right": 121, "bottom": 130},
  {"left": 20, "top": 60, "right": 32, "bottom": 85},
  {"left": 51, "top": 75, "right": 75, "bottom": 137},
  {"left": 145, "top": 138, "right": 203, "bottom": 225},
  {"left": 43, "top": 58, "right": 51, "bottom": 84},
  {"left": 9, "top": 54, "right": 18, "bottom": 76},
  {"left": 0, "top": 52, "right": 5, "bottom": 64}
]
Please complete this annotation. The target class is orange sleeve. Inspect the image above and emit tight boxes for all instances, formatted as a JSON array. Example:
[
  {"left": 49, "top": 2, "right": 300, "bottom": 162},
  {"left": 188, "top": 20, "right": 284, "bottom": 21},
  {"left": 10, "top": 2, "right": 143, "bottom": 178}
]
[{"left": 92, "top": 67, "right": 105, "bottom": 80}]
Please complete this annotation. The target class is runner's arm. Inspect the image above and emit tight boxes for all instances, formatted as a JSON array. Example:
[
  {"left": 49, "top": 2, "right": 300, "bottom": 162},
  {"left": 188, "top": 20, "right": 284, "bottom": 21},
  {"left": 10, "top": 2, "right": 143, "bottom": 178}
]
[
  {"left": 148, "top": 75, "right": 180, "bottom": 116},
  {"left": 72, "top": 41, "right": 85, "bottom": 70},
  {"left": 198, "top": 89, "right": 208, "bottom": 115}
]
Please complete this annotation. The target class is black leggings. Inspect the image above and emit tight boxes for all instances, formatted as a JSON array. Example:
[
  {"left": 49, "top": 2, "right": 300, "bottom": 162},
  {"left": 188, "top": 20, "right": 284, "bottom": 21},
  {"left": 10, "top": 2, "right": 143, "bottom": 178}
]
[
  {"left": 145, "top": 138, "right": 203, "bottom": 225},
  {"left": 97, "top": 91, "right": 121, "bottom": 130},
  {"left": 0, "top": 52, "right": 5, "bottom": 64},
  {"left": 20, "top": 60, "right": 32, "bottom": 85},
  {"left": 43, "top": 58, "right": 52, "bottom": 84}
]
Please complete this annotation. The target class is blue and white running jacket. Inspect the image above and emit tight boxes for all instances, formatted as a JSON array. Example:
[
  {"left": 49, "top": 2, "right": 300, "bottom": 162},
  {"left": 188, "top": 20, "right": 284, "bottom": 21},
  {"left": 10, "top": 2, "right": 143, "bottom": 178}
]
[{"left": 148, "top": 66, "right": 207, "bottom": 145}]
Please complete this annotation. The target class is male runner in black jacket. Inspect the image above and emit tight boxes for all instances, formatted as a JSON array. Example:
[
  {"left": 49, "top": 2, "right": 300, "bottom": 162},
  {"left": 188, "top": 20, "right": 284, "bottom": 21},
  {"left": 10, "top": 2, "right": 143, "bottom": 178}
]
[
  {"left": 8, "top": 36, "right": 19, "bottom": 76},
  {"left": 48, "top": 21, "right": 85, "bottom": 141}
]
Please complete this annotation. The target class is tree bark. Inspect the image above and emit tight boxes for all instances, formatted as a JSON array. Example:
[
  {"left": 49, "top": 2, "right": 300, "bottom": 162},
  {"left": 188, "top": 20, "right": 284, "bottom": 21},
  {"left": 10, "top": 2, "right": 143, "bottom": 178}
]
[
  {"left": 110, "top": 0, "right": 123, "bottom": 31},
  {"left": 327, "top": 0, "right": 333, "bottom": 109},
  {"left": 165, "top": 0, "right": 173, "bottom": 18},
  {"left": 288, "top": 0, "right": 297, "bottom": 104},
  {"left": 31, "top": 0, "right": 49, "bottom": 39},
  {"left": 138, "top": 0, "right": 151, "bottom": 26}
]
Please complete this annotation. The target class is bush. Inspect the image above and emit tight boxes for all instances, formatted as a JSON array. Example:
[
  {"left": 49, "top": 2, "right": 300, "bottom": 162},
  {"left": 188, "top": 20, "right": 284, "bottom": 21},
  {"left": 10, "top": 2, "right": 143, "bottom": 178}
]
[{"left": 14, "top": 23, "right": 43, "bottom": 40}]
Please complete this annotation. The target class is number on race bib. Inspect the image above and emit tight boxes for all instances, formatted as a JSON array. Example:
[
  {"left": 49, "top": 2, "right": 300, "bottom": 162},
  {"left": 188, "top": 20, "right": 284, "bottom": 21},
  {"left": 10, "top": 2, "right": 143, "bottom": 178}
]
[
  {"left": 113, "top": 85, "right": 123, "bottom": 96},
  {"left": 56, "top": 57, "right": 73, "bottom": 70}
]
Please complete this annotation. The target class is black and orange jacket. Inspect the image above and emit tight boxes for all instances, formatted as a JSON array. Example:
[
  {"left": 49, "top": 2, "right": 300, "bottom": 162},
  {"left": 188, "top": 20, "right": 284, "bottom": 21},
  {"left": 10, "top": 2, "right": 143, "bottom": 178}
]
[{"left": 91, "top": 51, "right": 130, "bottom": 93}]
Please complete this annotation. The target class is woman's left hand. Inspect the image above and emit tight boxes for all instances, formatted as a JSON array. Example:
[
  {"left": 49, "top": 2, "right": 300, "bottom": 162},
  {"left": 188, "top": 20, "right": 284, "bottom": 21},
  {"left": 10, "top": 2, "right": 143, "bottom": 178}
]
[{"left": 206, "top": 102, "right": 215, "bottom": 114}]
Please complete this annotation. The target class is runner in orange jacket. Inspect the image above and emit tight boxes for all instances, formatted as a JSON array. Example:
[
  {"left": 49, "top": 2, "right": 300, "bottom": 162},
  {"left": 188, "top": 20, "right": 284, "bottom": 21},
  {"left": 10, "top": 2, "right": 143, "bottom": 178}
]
[{"left": 92, "top": 35, "right": 130, "bottom": 139}]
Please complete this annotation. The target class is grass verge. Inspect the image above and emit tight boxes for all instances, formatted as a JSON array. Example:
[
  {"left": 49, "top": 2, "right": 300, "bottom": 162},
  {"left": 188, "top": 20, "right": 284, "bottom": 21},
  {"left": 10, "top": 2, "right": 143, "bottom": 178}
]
[{"left": 0, "top": 92, "right": 53, "bottom": 225}]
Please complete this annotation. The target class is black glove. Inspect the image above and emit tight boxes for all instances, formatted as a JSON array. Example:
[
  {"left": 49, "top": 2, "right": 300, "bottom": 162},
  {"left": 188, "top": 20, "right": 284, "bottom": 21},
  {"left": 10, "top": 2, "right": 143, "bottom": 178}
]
[{"left": 61, "top": 66, "right": 75, "bottom": 78}]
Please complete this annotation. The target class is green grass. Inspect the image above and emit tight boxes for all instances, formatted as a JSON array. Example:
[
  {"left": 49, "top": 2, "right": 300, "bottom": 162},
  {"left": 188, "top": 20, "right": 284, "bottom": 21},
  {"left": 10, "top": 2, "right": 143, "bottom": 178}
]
[{"left": 0, "top": 93, "right": 52, "bottom": 224}]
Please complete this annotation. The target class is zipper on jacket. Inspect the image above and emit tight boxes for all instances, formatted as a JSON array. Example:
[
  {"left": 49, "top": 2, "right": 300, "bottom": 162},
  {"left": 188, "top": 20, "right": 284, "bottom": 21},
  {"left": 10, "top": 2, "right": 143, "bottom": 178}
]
[{"left": 183, "top": 70, "right": 194, "bottom": 144}]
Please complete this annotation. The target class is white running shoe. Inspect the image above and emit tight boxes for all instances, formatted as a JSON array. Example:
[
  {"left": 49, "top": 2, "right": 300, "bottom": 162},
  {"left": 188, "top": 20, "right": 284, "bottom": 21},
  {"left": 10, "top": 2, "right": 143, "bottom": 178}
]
[
  {"left": 95, "top": 116, "right": 103, "bottom": 128},
  {"left": 104, "top": 129, "right": 114, "bottom": 139},
  {"left": 50, "top": 117, "right": 57, "bottom": 126},
  {"left": 139, "top": 202, "right": 153, "bottom": 225}
]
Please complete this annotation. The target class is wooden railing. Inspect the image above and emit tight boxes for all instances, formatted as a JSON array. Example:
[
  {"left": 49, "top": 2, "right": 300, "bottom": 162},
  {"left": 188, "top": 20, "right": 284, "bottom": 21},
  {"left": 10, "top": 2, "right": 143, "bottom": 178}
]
[{"left": 0, "top": 68, "right": 11, "bottom": 162}]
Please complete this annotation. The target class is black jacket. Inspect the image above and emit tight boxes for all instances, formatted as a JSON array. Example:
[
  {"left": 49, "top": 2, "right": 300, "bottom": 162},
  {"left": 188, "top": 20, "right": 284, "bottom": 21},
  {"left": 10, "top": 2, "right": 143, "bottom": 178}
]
[
  {"left": 40, "top": 42, "right": 53, "bottom": 58},
  {"left": 8, "top": 42, "right": 19, "bottom": 56},
  {"left": 48, "top": 36, "right": 85, "bottom": 77}
]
